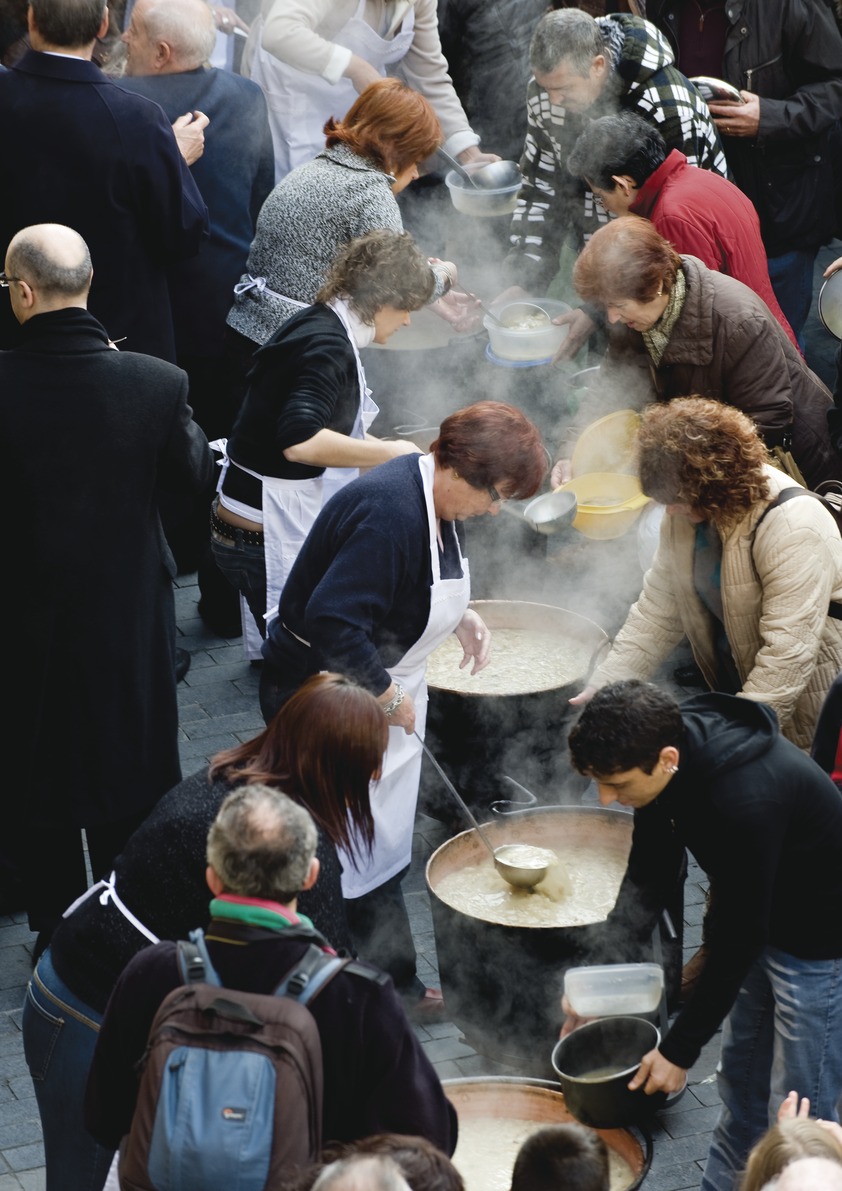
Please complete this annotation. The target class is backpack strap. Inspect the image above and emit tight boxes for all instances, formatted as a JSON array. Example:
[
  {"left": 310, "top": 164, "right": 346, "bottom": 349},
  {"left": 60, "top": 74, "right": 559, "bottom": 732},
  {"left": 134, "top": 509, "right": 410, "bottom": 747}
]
[
  {"left": 753, "top": 488, "right": 842, "bottom": 620},
  {"left": 176, "top": 928, "right": 223, "bottom": 987},
  {"left": 274, "top": 944, "right": 350, "bottom": 1006}
]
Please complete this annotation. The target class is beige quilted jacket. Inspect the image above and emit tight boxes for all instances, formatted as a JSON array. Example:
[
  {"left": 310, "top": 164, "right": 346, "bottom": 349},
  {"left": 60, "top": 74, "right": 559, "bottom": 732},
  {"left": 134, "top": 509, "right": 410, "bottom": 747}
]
[{"left": 590, "top": 466, "right": 842, "bottom": 748}]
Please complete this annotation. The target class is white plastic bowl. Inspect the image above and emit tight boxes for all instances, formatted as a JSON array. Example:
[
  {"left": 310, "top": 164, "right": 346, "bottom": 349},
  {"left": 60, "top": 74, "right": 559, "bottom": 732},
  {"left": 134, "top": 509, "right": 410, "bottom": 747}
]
[
  {"left": 445, "top": 166, "right": 521, "bottom": 217},
  {"left": 483, "top": 298, "right": 571, "bottom": 362}
]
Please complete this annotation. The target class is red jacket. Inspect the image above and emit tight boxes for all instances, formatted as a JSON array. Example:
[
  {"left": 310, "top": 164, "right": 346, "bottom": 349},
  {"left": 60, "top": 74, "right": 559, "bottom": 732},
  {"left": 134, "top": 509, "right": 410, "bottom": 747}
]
[{"left": 629, "top": 150, "right": 799, "bottom": 349}]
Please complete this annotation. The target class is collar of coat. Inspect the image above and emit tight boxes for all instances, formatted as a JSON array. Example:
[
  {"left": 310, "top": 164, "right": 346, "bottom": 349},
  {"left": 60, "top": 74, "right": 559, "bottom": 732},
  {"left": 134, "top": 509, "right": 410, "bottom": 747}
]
[
  {"left": 17, "top": 307, "right": 114, "bottom": 354},
  {"left": 13, "top": 49, "right": 108, "bottom": 85}
]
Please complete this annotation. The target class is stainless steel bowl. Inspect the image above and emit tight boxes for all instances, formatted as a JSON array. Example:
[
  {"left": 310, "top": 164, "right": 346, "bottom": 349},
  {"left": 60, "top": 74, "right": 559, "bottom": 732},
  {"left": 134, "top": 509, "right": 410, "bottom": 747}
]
[{"left": 818, "top": 269, "right": 842, "bottom": 340}]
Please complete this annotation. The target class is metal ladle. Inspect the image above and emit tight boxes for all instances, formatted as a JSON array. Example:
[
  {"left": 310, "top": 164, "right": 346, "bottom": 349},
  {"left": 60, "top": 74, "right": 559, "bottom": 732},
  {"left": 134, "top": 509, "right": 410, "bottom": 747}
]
[
  {"left": 437, "top": 147, "right": 523, "bottom": 191},
  {"left": 415, "top": 733, "right": 551, "bottom": 888}
]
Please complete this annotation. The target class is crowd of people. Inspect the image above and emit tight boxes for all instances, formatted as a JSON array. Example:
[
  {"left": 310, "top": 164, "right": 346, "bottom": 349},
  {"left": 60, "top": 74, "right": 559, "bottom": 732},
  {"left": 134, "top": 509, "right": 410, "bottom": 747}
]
[{"left": 3, "top": 0, "right": 842, "bottom": 1188}]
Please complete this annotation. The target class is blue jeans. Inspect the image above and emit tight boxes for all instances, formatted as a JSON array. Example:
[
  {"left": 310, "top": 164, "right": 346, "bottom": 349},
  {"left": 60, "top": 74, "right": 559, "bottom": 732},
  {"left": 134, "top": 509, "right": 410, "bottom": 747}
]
[
  {"left": 700, "top": 945, "right": 842, "bottom": 1191},
  {"left": 767, "top": 247, "right": 818, "bottom": 351},
  {"left": 22, "top": 948, "right": 114, "bottom": 1191},
  {"left": 209, "top": 512, "right": 267, "bottom": 639}
]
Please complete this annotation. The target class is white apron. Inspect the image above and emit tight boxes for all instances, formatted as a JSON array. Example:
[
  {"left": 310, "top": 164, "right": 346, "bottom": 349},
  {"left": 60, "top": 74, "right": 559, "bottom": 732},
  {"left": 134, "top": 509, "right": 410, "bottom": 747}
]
[
  {"left": 339, "top": 453, "right": 470, "bottom": 898},
  {"left": 251, "top": 0, "right": 416, "bottom": 180},
  {"left": 215, "top": 305, "right": 379, "bottom": 658}
]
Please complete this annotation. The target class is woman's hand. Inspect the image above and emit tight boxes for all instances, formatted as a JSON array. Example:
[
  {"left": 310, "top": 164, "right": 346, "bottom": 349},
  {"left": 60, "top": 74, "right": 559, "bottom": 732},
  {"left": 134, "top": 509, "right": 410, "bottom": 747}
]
[
  {"left": 824, "top": 257, "right": 842, "bottom": 279},
  {"left": 210, "top": 5, "right": 249, "bottom": 35},
  {"left": 627, "top": 1048, "right": 687, "bottom": 1096},
  {"left": 431, "top": 291, "right": 482, "bottom": 333},
  {"left": 345, "top": 53, "right": 382, "bottom": 93},
  {"left": 458, "top": 146, "right": 501, "bottom": 165},
  {"left": 378, "top": 683, "right": 416, "bottom": 735},
  {"left": 559, "top": 995, "right": 595, "bottom": 1038},
  {"left": 552, "top": 308, "right": 596, "bottom": 362},
  {"left": 454, "top": 610, "right": 492, "bottom": 675},
  {"left": 569, "top": 684, "right": 597, "bottom": 707}
]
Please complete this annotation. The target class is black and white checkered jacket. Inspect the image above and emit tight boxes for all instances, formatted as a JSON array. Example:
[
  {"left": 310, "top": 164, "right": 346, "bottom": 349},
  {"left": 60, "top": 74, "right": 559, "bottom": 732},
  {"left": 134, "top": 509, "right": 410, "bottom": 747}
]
[{"left": 504, "top": 14, "right": 728, "bottom": 293}]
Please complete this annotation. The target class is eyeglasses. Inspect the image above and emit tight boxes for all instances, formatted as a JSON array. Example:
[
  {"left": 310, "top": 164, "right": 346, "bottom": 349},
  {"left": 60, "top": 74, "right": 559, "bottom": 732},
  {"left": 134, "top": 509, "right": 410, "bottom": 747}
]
[
  {"left": 487, "top": 484, "right": 505, "bottom": 504},
  {"left": 0, "top": 272, "right": 20, "bottom": 288}
]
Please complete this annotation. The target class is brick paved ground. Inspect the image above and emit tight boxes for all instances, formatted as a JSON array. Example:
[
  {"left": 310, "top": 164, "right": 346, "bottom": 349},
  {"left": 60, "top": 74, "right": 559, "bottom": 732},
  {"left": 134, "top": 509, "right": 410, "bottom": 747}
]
[{"left": 0, "top": 239, "right": 838, "bottom": 1189}]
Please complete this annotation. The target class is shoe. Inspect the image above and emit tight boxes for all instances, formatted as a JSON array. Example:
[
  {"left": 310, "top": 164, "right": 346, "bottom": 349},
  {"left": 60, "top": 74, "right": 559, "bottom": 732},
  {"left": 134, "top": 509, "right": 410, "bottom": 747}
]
[
  {"left": 680, "top": 944, "right": 710, "bottom": 1003},
  {"left": 406, "top": 987, "right": 447, "bottom": 1024},
  {"left": 175, "top": 647, "right": 191, "bottom": 683},
  {"left": 673, "top": 662, "right": 707, "bottom": 688}
]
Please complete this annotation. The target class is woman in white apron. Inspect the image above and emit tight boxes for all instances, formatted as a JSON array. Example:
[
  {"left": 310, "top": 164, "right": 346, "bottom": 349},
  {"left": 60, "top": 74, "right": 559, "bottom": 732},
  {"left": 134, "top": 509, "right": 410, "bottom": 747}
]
[
  {"left": 246, "top": 0, "right": 483, "bottom": 181},
  {"left": 211, "top": 230, "right": 434, "bottom": 657},
  {"left": 258, "top": 402, "right": 548, "bottom": 1012}
]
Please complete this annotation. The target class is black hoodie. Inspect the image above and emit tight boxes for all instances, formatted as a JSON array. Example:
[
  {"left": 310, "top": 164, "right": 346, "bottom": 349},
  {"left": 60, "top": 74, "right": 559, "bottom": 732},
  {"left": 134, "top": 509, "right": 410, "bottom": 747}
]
[{"left": 593, "top": 693, "right": 842, "bottom": 1069}]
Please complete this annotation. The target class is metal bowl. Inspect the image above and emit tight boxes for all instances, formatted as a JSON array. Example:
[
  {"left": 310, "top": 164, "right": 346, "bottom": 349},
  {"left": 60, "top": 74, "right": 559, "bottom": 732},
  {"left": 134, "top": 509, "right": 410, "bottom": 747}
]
[
  {"left": 523, "top": 489, "right": 577, "bottom": 535},
  {"left": 818, "top": 269, "right": 842, "bottom": 340}
]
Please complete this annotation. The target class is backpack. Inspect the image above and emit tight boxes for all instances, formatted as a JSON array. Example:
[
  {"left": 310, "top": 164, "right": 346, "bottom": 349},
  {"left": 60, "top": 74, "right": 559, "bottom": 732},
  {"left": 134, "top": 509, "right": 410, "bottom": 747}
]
[
  {"left": 118, "top": 927, "right": 349, "bottom": 1191},
  {"left": 753, "top": 485, "right": 842, "bottom": 620}
]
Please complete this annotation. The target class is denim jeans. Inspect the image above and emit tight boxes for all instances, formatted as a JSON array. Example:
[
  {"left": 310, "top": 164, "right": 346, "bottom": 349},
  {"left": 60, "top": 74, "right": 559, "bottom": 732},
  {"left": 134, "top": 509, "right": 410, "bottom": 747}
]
[
  {"left": 22, "top": 948, "right": 114, "bottom": 1191},
  {"left": 209, "top": 516, "right": 267, "bottom": 639},
  {"left": 700, "top": 945, "right": 842, "bottom": 1191},
  {"left": 767, "top": 247, "right": 819, "bottom": 351}
]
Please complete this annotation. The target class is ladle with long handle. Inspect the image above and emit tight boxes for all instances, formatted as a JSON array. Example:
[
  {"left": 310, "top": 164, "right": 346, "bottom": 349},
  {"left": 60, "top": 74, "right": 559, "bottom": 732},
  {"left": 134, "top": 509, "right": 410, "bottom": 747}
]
[
  {"left": 437, "top": 146, "right": 483, "bottom": 189},
  {"left": 415, "top": 733, "right": 550, "bottom": 888}
]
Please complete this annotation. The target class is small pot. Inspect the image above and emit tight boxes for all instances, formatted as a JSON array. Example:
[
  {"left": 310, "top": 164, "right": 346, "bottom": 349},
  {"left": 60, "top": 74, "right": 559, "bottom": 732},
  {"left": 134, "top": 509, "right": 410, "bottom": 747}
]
[
  {"left": 483, "top": 299, "right": 571, "bottom": 362},
  {"left": 551, "top": 1017, "right": 666, "bottom": 1128},
  {"left": 445, "top": 165, "right": 521, "bottom": 216},
  {"left": 523, "top": 489, "right": 577, "bottom": 535}
]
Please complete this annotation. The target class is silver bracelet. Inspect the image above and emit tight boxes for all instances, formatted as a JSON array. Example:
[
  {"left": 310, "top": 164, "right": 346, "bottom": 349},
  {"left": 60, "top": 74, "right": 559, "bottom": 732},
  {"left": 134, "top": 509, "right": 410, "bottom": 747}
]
[{"left": 382, "top": 682, "right": 405, "bottom": 717}]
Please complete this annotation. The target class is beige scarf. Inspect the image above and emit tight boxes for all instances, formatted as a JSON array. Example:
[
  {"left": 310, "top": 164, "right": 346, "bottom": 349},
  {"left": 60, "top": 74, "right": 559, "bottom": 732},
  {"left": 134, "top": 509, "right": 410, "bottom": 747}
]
[{"left": 642, "top": 268, "right": 686, "bottom": 365}]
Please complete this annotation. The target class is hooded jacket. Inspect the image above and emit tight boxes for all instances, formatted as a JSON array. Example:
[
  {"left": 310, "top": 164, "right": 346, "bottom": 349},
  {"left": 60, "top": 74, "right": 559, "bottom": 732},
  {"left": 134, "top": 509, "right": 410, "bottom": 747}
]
[
  {"left": 593, "top": 693, "right": 842, "bottom": 1069},
  {"left": 505, "top": 14, "right": 726, "bottom": 292}
]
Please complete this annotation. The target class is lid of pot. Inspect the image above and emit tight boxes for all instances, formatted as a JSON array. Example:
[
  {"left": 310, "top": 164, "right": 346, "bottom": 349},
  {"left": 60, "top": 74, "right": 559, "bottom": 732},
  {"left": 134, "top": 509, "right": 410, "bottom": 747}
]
[
  {"left": 571, "top": 410, "right": 640, "bottom": 478},
  {"left": 818, "top": 269, "right": 842, "bottom": 340}
]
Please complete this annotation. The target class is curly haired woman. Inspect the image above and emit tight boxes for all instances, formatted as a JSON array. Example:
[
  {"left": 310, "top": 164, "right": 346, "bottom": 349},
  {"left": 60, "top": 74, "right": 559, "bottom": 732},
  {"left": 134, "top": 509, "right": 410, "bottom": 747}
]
[{"left": 575, "top": 397, "right": 842, "bottom": 749}]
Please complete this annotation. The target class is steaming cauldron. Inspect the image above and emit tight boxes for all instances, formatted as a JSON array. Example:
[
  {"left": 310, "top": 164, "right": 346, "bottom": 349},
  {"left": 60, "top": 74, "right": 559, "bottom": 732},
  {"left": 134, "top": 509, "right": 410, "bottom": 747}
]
[
  {"left": 423, "top": 601, "right": 608, "bottom": 807},
  {"left": 427, "top": 806, "right": 637, "bottom": 1069},
  {"left": 445, "top": 1077, "right": 652, "bottom": 1189}
]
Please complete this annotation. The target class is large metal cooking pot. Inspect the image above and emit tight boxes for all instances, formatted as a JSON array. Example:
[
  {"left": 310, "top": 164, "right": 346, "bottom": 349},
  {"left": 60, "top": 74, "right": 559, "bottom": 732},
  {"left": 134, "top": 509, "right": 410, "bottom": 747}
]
[
  {"left": 445, "top": 1077, "right": 652, "bottom": 1190},
  {"left": 423, "top": 601, "right": 609, "bottom": 806},
  {"left": 426, "top": 805, "right": 635, "bottom": 1068}
]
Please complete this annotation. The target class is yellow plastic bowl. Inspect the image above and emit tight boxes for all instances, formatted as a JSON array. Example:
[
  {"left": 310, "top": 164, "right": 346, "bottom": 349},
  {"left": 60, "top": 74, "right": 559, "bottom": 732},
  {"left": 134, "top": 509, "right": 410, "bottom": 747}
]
[{"left": 557, "top": 472, "right": 650, "bottom": 540}]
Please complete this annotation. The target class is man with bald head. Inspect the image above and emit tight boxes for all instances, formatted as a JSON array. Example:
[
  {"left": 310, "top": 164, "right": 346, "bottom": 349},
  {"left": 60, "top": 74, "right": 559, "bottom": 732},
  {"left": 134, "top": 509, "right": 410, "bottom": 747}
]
[
  {"left": 0, "top": 223, "right": 212, "bottom": 953},
  {"left": 0, "top": 0, "right": 208, "bottom": 360},
  {"left": 118, "top": 0, "right": 273, "bottom": 632}
]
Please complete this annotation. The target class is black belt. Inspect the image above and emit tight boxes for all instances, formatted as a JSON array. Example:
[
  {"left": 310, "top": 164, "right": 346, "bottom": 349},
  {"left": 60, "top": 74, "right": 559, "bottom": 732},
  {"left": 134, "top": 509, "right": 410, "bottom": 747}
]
[{"left": 210, "top": 504, "right": 264, "bottom": 546}]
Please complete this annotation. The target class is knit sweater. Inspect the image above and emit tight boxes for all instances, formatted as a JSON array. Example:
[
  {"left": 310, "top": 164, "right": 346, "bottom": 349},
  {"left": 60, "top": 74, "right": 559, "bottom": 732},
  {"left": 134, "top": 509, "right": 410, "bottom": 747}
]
[{"left": 504, "top": 14, "right": 727, "bottom": 293}]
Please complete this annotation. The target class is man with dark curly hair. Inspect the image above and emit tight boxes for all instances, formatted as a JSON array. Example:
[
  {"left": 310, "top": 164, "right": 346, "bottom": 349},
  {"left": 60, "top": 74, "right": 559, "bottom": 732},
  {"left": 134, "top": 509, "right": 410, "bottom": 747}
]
[{"left": 565, "top": 678, "right": 842, "bottom": 1191}]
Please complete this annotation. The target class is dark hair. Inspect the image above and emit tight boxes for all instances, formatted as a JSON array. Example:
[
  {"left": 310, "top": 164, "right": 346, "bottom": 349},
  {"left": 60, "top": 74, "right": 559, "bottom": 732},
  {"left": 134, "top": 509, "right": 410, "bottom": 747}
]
[
  {"left": 29, "top": 0, "right": 105, "bottom": 45},
  {"left": 637, "top": 398, "right": 771, "bottom": 527},
  {"left": 324, "top": 1135, "right": 464, "bottom": 1191},
  {"left": 530, "top": 8, "right": 604, "bottom": 75},
  {"left": 325, "top": 78, "right": 442, "bottom": 175},
  {"left": 209, "top": 673, "right": 386, "bottom": 864},
  {"left": 568, "top": 680, "right": 684, "bottom": 776},
  {"left": 316, "top": 230, "right": 434, "bottom": 324},
  {"left": 567, "top": 112, "right": 667, "bottom": 189},
  {"left": 206, "top": 784, "right": 317, "bottom": 904},
  {"left": 573, "top": 215, "right": 682, "bottom": 306},
  {"left": 431, "top": 401, "right": 547, "bottom": 500},
  {"left": 510, "top": 1125, "right": 609, "bottom": 1191}
]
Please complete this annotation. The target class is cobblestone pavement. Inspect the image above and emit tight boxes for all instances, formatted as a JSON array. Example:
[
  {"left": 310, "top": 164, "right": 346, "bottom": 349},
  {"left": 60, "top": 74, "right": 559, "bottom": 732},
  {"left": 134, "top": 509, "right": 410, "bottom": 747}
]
[{"left": 0, "top": 240, "right": 838, "bottom": 1188}]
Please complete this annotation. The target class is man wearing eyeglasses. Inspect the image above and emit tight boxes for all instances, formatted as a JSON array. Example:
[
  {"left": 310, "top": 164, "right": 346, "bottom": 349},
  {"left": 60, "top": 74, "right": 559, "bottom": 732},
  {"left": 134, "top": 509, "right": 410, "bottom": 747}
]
[{"left": 0, "top": 222, "right": 212, "bottom": 959}]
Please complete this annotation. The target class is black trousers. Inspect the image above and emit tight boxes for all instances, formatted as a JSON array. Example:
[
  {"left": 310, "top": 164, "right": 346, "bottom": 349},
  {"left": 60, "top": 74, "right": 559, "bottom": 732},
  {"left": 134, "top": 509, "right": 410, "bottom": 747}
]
[{"left": 345, "top": 865, "right": 425, "bottom": 1003}]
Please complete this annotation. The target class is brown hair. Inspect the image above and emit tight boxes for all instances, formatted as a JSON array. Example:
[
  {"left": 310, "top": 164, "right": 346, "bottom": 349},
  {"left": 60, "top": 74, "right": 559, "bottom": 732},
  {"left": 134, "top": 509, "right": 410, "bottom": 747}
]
[
  {"left": 636, "top": 397, "right": 770, "bottom": 527},
  {"left": 324, "top": 78, "right": 442, "bottom": 175},
  {"left": 573, "top": 214, "right": 681, "bottom": 307},
  {"left": 316, "top": 229, "right": 434, "bottom": 324},
  {"left": 209, "top": 673, "right": 387, "bottom": 864},
  {"left": 431, "top": 401, "right": 547, "bottom": 500},
  {"left": 510, "top": 1125, "right": 609, "bottom": 1191},
  {"left": 324, "top": 1135, "right": 464, "bottom": 1191},
  {"left": 740, "top": 1119, "right": 842, "bottom": 1191}
]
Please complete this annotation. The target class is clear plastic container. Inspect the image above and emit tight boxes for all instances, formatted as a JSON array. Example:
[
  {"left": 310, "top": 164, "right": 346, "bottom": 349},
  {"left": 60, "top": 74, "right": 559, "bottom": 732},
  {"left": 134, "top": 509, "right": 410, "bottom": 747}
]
[{"left": 564, "top": 963, "right": 663, "bottom": 1017}]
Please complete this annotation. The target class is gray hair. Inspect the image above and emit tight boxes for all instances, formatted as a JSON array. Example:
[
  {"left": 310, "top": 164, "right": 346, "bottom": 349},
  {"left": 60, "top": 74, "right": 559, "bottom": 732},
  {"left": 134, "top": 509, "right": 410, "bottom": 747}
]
[
  {"left": 312, "top": 1157, "right": 411, "bottom": 1191},
  {"left": 139, "top": 0, "right": 217, "bottom": 68},
  {"left": 567, "top": 112, "right": 667, "bottom": 189},
  {"left": 530, "top": 9, "right": 604, "bottom": 76},
  {"left": 206, "top": 784, "right": 318, "bottom": 903},
  {"left": 29, "top": 0, "right": 106, "bottom": 47},
  {"left": 6, "top": 225, "right": 92, "bottom": 298}
]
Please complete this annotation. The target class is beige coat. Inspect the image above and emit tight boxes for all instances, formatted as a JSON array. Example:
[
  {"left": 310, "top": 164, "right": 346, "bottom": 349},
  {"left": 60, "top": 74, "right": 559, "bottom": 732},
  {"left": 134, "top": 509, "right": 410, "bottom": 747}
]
[{"left": 591, "top": 467, "right": 842, "bottom": 748}]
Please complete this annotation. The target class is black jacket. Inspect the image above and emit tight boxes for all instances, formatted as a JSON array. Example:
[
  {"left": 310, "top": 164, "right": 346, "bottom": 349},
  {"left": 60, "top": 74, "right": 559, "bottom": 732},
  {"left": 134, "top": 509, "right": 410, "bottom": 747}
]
[
  {"left": 592, "top": 692, "right": 842, "bottom": 1069},
  {"left": 646, "top": 0, "right": 842, "bottom": 254}
]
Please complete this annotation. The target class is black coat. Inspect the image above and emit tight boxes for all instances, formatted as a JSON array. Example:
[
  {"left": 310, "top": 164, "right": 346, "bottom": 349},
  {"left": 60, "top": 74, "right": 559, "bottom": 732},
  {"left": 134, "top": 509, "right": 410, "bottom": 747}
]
[
  {"left": 1, "top": 308, "right": 213, "bottom": 826},
  {"left": 0, "top": 50, "right": 208, "bottom": 360}
]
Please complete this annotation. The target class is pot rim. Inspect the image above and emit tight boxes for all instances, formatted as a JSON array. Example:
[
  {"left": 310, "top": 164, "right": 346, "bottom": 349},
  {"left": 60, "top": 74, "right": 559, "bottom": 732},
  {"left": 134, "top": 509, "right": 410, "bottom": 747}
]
[{"left": 551, "top": 1017, "right": 661, "bottom": 1083}]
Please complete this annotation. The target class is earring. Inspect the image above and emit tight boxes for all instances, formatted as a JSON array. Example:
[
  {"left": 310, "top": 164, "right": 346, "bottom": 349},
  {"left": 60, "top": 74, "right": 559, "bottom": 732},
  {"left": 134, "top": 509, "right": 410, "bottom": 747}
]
[{"left": 664, "top": 763, "right": 678, "bottom": 774}]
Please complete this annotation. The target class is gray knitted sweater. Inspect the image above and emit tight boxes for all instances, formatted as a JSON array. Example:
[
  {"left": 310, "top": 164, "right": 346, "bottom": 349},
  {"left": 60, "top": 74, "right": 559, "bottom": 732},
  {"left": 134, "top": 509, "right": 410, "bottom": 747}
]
[{"left": 226, "top": 142, "right": 446, "bottom": 346}]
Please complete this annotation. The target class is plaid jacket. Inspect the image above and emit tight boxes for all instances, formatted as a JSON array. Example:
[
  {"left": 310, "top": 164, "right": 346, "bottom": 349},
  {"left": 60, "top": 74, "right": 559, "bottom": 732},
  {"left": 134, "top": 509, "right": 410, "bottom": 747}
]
[{"left": 504, "top": 15, "right": 728, "bottom": 292}]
